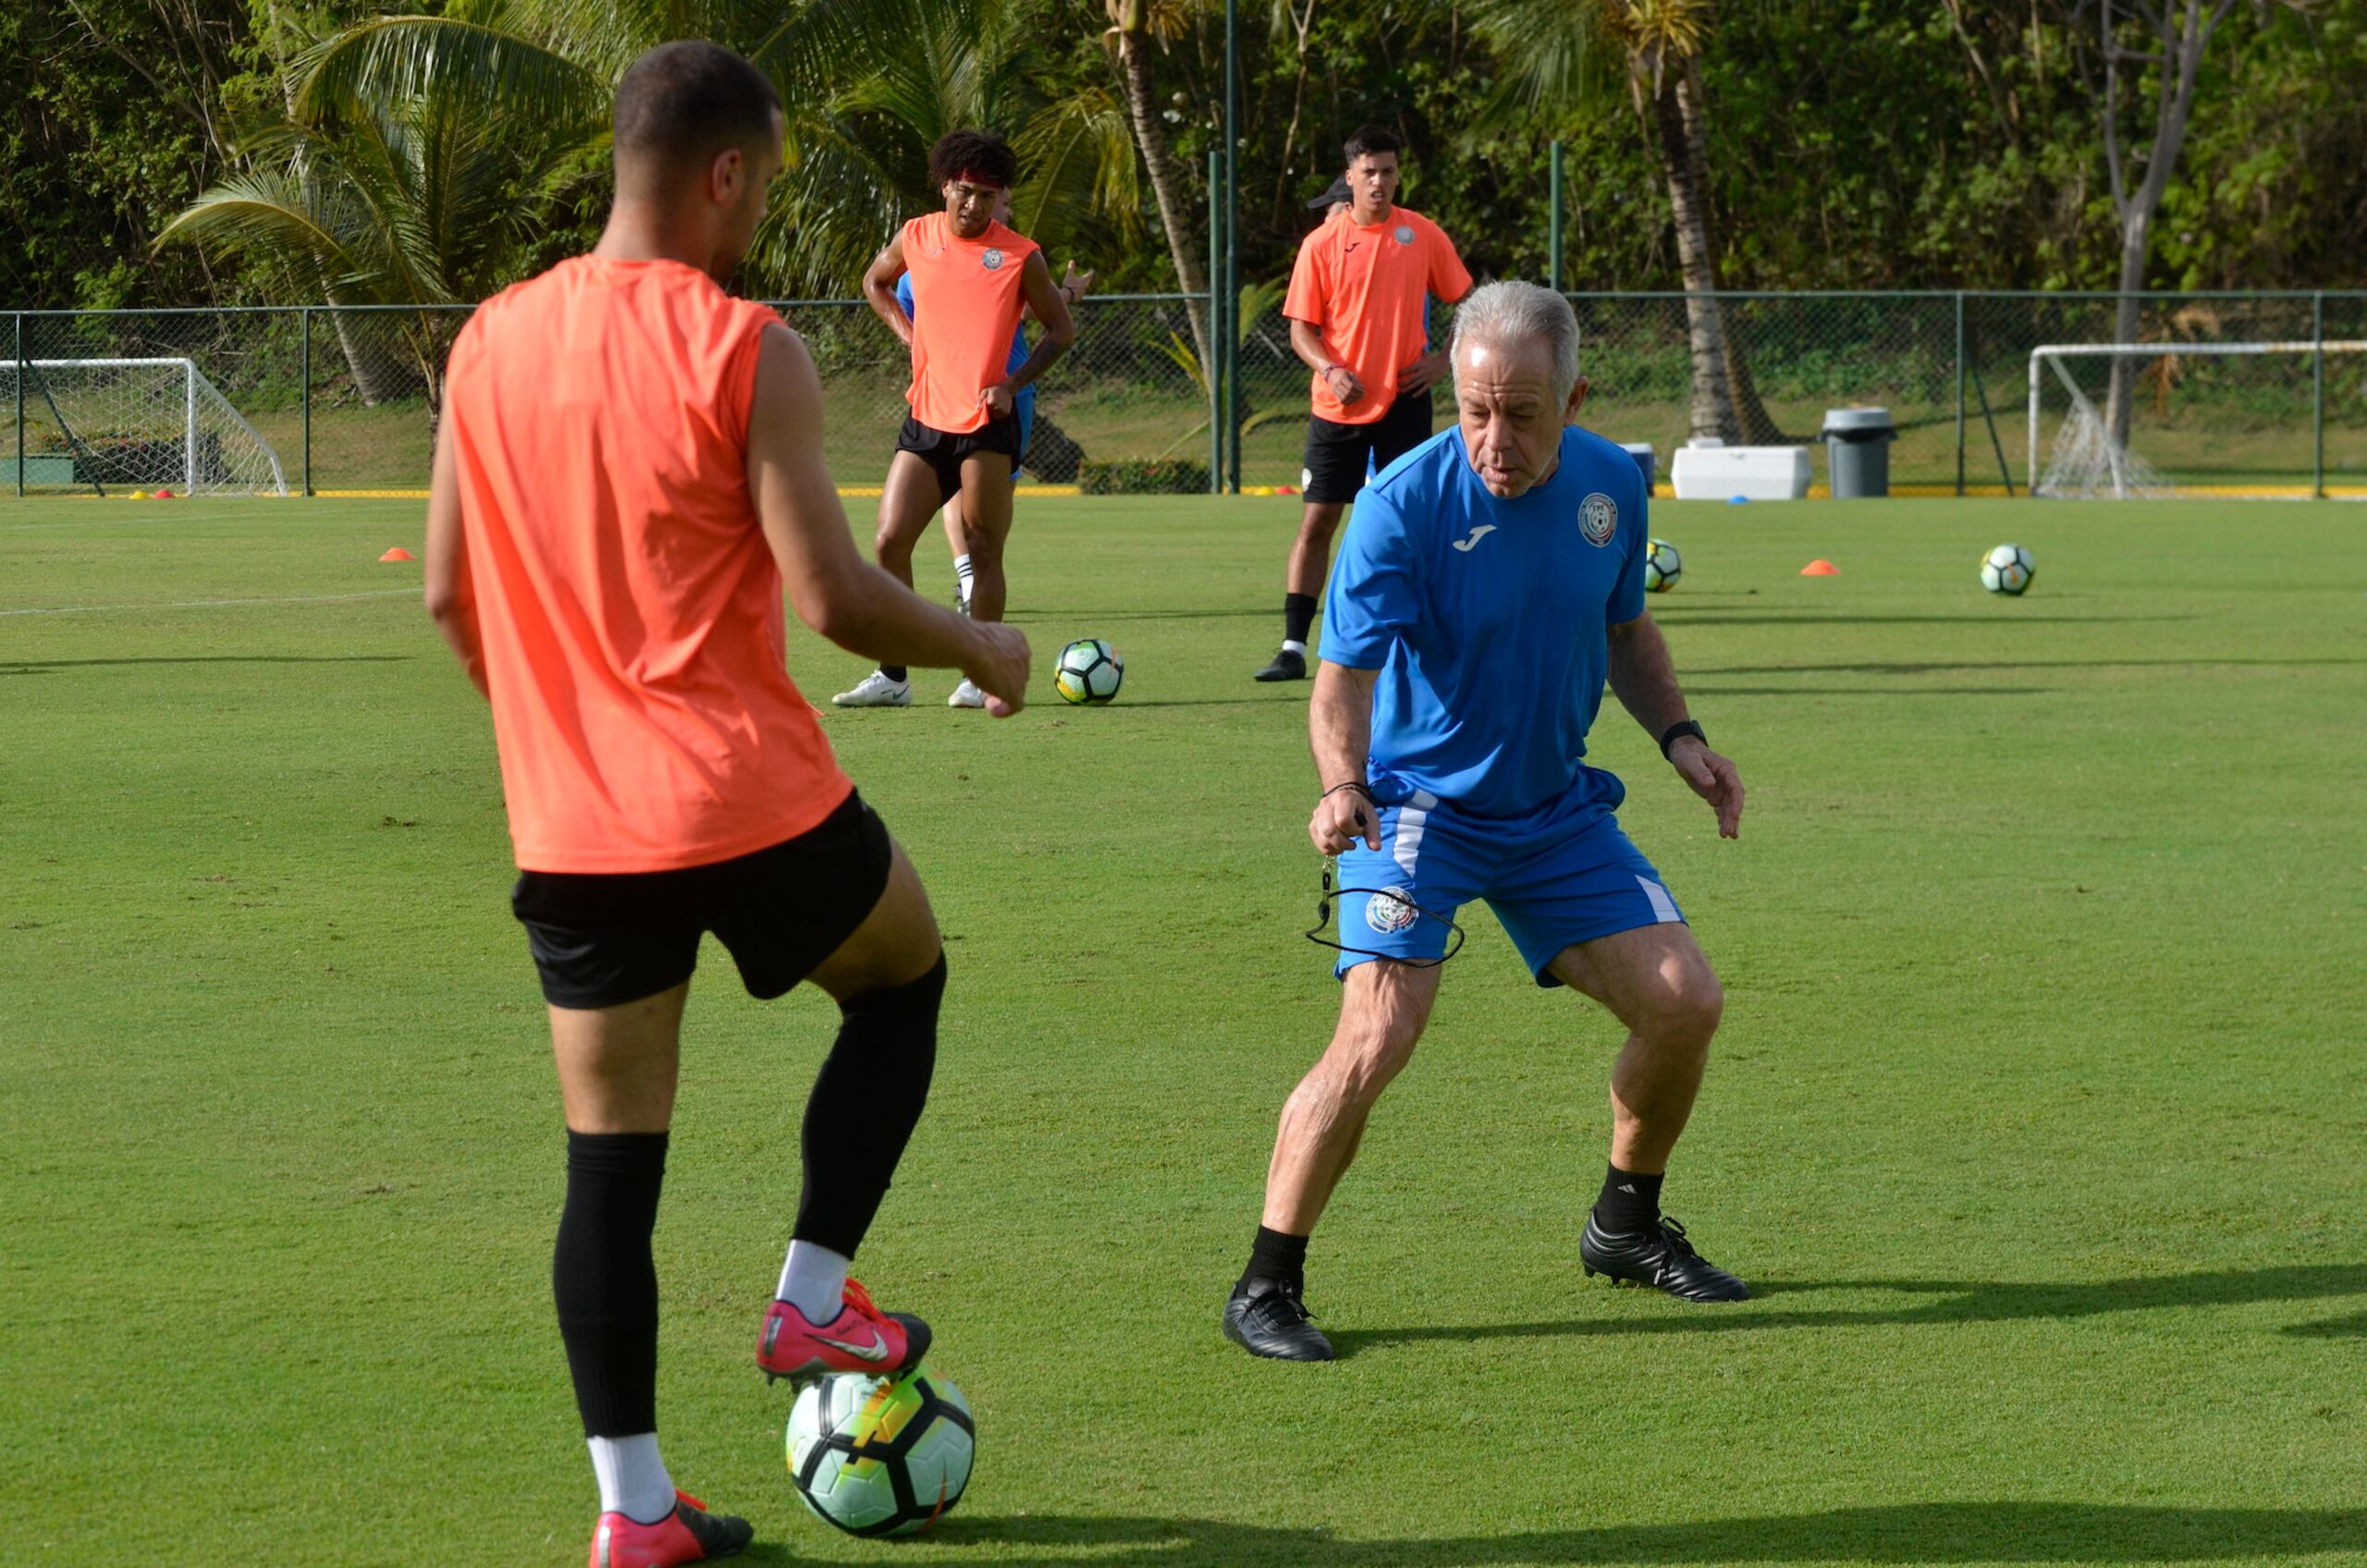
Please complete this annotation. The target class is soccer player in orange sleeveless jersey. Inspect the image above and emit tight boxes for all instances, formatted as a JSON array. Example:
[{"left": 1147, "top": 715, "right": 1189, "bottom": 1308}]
[
  {"left": 424, "top": 43, "right": 1027, "bottom": 1567},
  {"left": 835, "top": 129, "right": 1076, "bottom": 708}
]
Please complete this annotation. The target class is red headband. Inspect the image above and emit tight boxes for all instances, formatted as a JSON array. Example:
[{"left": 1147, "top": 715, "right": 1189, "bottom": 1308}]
[{"left": 955, "top": 170, "right": 1007, "bottom": 190}]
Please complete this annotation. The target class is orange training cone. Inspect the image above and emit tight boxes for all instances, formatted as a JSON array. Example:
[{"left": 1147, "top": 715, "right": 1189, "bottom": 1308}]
[
  {"left": 1800, "top": 558, "right": 1840, "bottom": 576},
  {"left": 153, "top": 487, "right": 176, "bottom": 499},
  {"left": 379, "top": 546, "right": 415, "bottom": 562}
]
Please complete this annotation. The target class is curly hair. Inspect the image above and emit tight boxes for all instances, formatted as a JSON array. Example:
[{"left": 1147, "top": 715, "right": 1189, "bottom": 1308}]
[
  {"left": 1343, "top": 124, "right": 1403, "bottom": 163},
  {"left": 927, "top": 129, "right": 1018, "bottom": 190}
]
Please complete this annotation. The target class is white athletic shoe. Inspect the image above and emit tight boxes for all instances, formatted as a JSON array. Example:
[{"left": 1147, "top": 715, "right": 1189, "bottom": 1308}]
[
  {"left": 947, "top": 678, "right": 987, "bottom": 709},
  {"left": 831, "top": 671, "right": 912, "bottom": 708}
]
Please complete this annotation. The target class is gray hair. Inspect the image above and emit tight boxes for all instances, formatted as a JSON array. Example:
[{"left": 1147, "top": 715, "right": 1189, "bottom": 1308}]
[{"left": 1450, "top": 281, "right": 1580, "bottom": 405}]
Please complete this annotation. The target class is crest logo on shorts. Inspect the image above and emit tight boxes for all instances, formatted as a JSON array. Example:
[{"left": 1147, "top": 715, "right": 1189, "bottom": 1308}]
[
  {"left": 1580, "top": 492, "right": 1618, "bottom": 547},
  {"left": 1366, "top": 890, "right": 1418, "bottom": 935},
  {"left": 1393, "top": 225, "right": 1415, "bottom": 246},
  {"left": 981, "top": 248, "right": 1005, "bottom": 271}
]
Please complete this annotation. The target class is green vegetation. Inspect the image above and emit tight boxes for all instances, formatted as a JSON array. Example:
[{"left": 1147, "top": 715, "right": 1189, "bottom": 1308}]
[
  {"left": 4, "top": 495, "right": 2363, "bottom": 1564},
  {"left": 10, "top": 1, "right": 2367, "bottom": 313}
]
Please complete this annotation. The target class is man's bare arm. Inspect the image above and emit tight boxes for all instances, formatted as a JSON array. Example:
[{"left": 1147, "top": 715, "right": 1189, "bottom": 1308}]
[
  {"left": 746, "top": 325, "right": 1028, "bottom": 713},
  {"left": 422, "top": 414, "right": 487, "bottom": 699},
  {"left": 999, "top": 251, "right": 1074, "bottom": 396},
  {"left": 860, "top": 235, "right": 914, "bottom": 349},
  {"left": 1290, "top": 318, "right": 1363, "bottom": 408},
  {"left": 1308, "top": 659, "right": 1380, "bottom": 852},
  {"left": 1608, "top": 612, "right": 1742, "bottom": 838}
]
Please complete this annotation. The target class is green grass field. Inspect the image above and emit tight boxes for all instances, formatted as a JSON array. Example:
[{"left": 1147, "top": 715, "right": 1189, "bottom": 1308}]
[{"left": 4, "top": 494, "right": 2364, "bottom": 1566}]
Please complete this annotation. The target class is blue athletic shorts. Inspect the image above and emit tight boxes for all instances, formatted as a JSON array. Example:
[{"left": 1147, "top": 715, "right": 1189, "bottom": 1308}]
[{"left": 1330, "top": 783, "right": 1684, "bottom": 987}]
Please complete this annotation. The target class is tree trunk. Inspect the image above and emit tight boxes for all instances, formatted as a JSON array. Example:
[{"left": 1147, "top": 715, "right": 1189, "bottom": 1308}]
[
  {"left": 2100, "top": 0, "right": 2237, "bottom": 447},
  {"left": 1673, "top": 59, "right": 1783, "bottom": 443},
  {"left": 1650, "top": 68, "right": 1735, "bottom": 443},
  {"left": 1110, "top": 7, "right": 1212, "bottom": 374}
]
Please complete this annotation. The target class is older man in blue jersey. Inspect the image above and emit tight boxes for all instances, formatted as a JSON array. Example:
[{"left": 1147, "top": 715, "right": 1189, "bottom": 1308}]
[{"left": 1224, "top": 281, "right": 1751, "bottom": 1362}]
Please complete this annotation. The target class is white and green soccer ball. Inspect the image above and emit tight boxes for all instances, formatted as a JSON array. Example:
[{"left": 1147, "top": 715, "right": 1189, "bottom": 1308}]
[
  {"left": 1644, "top": 537, "right": 1683, "bottom": 593},
  {"left": 1054, "top": 637, "right": 1124, "bottom": 704},
  {"left": 1981, "top": 543, "right": 2035, "bottom": 595},
  {"left": 787, "top": 1364, "right": 975, "bottom": 1537}
]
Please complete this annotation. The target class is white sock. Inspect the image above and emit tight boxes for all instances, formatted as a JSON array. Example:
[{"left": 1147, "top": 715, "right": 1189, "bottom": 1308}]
[
  {"left": 777, "top": 1240, "right": 851, "bottom": 1324},
  {"left": 953, "top": 553, "right": 975, "bottom": 611},
  {"left": 1281, "top": 638, "right": 1307, "bottom": 656},
  {"left": 588, "top": 1433, "right": 674, "bottom": 1525}
]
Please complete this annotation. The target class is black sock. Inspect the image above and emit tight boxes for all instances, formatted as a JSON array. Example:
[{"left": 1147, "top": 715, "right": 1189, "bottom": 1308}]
[
  {"left": 879, "top": 665, "right": 908, "bottom": 682},
  {"left": 1238, "top": 1224, "right": 1309, "bottom": 1295},
  {"left": 793, "top": 954, "right": 945, "bottom": 1256},
  {"left": 1593, "top": 1163, "right": 1664, "bottom": 1234},
  {"left": 1282, "top": 594, "right": 1318, "bottom": 646},
  {"left": 554, "top": 1130, "right": 668, "bottom": 1438}
]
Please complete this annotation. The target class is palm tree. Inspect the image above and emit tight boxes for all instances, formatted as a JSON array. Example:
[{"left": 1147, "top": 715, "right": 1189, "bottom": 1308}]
[
  {"left": 1104, "top": 0, "right": 1212, "bottom": 370},
  {"left": 159, "top": 12, "right": 604, "bottom": 410},
  {"left": 1470, "top": 0, "right": 1780, "bottom": 444},
  {"left": 165, "top": 0, "right": 1141, "bottom": 312}
]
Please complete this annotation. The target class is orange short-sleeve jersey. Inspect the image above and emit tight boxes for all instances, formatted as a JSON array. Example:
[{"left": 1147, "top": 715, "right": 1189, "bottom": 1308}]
[
  {"left": 445, "top": 256, "right": 852, "bottom": 874},
  {"left": 1282, "top": 206, "right": 1473, "bottom": 425},
  {"left": 901, "top": 212, "right": 1038, "bottom": 434}
]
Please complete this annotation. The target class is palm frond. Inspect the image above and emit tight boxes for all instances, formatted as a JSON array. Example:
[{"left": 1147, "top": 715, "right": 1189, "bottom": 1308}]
[{"left": 293, "top": 12, "right": 607, "bottom": 131}]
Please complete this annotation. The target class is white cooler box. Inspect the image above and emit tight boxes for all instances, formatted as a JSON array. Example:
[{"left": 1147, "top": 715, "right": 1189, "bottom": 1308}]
[{"left": 1669, "top": 439, "right": 1811, "bottom": 500}]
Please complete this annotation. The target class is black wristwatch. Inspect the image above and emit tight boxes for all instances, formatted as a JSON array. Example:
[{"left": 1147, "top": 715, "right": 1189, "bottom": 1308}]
[{"left": 1659, "top": 719, "right": 1706, "bottom": 760}]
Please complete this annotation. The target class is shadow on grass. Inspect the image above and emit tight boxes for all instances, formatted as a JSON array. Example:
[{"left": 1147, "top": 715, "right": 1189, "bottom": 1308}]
[
  {"left": 1685, "top": 656, "right": 2367, "bottom": 676},
  {"left": 1326, "top": 1265, "right": 2367, "bottom": 1359},
  {"left": 1016, "top": 606, "right": 1276, "bottom": 622},
  {"left": 734, "top": 1501, "right": 2367, "bottom": 1565},
  {"left": 1648, "top": 613, "right": 2192, "bottom": 627},
  {"left": 1686, "top": 685, "right": 2055, "bottom": 697},
  {"left": 0, "top": 655, "right": 410, "bottom": 671}
]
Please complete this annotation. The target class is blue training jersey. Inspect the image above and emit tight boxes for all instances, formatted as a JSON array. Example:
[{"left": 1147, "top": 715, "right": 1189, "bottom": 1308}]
[
  {"left": 1319, "top": 424, "right": 1650, "bottom": 819},
  {"left": 896, "top": 273, "right": 1031, "bottom": 379}
]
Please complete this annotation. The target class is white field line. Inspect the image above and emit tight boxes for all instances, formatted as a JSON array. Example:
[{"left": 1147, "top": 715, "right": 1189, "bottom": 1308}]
[{"left": 0, "top": 588, "right": 417, "bottom": 619}]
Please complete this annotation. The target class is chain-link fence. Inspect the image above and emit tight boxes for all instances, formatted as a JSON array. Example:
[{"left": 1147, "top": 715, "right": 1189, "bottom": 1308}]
[{"left": 7, "top": 291, "right": 2361, "bottom": 496}]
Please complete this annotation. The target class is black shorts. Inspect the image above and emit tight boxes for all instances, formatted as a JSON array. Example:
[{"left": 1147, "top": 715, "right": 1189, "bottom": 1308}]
[
  {"left": 896, "top": 412, "right": 1021, "bottom": 505},
  {"left": 511, "top": 790, "right": 893, "bottom": 1009},
  {"left": 1302, "top": 390, "right": 1434, "bottom": 504}
]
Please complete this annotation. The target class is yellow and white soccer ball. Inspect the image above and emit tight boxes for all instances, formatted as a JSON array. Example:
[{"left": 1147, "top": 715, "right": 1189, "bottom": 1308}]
[
  {"left": 1980, "top": 543, "right": 2035, "bottom": 595},
  {"left": 1644, "top": 538, "right": 1683, "bottom": 593},
  {"left": 787, "top": 1364, "right": 975, "bottom": 1537},
  {"left": 1054, "top": 637, "right": 1124, "bottom": 704}
]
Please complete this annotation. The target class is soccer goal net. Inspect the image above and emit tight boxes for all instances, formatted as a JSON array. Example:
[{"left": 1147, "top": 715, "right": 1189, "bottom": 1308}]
[
  {"left": 4, "top": 358, "right": 287, "bottom": 496},
  {"left": 2028, "top": 340, "right": 2367, "bottom": 498}
]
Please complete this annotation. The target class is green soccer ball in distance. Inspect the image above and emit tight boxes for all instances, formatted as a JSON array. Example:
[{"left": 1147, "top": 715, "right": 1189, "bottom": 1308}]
[
  {"left": 1644, "top": 537, "right": 1683, "bottom": 593},
  {"left": 786, "top": 1365, "right": 975, "bottom": 1537},
  {"left": 1054, "top": 637, "right": 1124, "bottom": 704},
  {"left": 1981, "top": 543, "right": 2035, "bottom": 595}
]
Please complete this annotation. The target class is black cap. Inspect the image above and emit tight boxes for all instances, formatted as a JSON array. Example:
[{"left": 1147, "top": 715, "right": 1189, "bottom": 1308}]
[{"left": 1306, "top": 175, "right": 1351, "bottom": 211}]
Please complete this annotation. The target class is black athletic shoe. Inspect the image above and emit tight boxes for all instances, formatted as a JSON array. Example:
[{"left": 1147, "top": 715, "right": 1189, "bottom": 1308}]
[
  {"left": 1580, "top": 1213, "right": 1752, "bottom": 1302},
  {"left": 1254, "top": 647, "right": 1307, "bottom": 682},
  {"left": 1222, "top": 1278, "right": 1335, "bottom": 1360}
]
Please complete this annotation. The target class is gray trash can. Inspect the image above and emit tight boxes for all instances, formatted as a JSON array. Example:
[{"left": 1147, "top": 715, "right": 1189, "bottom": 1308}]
[{"left": 1821, "top": 407, "right": 1895, "bottom": 498}]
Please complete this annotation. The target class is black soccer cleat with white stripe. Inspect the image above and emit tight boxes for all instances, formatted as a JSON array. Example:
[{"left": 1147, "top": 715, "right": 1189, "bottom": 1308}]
[
  {"left": 1580, "top": 1213, "right": 1752, "bottom": 1302},
  {"left": 1222, "top": 1278, "right": 1336, "bottom": 1360}
]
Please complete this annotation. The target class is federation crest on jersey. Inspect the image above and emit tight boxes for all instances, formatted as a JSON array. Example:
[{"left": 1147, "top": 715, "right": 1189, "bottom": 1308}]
[
  {"left": 981, "top": 248, "right": 1005, "bottom": 271},
  {"left": 1366, "top": 890, "right": 1419, "bottom": 935},
  {"left": 1393, "top": 225, "right": 1415, "bottom": 246},
  {"left": 1580, "top": 492, "right": 1618, "bottom": 547}
]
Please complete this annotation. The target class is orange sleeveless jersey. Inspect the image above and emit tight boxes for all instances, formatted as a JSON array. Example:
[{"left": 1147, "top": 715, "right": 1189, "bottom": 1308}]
[
  {"left": 901, "top": 212, "right": 1038, "bottom": 434},
  {"left": 445, "top": 255, "right": 852, "bottom": 873}
]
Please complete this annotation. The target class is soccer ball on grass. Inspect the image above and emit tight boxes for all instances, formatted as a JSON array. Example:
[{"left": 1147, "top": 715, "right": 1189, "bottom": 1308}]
[
  {"left": 787, "top": 1364, "right": 975, "bottom": 1537},
  {"left": 1643, "top": 538, "right": 1682, "bottom": 593},
  {"left": 1980, "top": 543, "right": 2035, "bottom": 595},
  {"left": 1054, "top": 637, "right": 1123, "bottom": 704}
]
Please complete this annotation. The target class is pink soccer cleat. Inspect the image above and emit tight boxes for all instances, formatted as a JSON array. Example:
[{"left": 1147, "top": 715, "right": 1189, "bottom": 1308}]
[
  {"left": 755, "top": 1277, "right": 931, "bottom": 1384},
  {"left": 587, "top": 1490, "right": 750, "bottom": 1568}
]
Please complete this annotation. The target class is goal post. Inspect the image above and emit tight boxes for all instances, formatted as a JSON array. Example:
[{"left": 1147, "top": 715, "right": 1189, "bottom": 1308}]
[
  {"left": 2028, "top": 340, "right": 2367, "bottom": 499},
  {"left": 4, "top": 358, "right": 288, "bottom": 496}
]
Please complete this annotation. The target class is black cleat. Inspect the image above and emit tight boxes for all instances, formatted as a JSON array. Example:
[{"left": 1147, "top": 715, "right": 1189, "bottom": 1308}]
[
  {"left": 1580, "top": 1213, "right": 1752, "bottom": 1302},
  {"left": 1222, "top": 1278, "right": 1336, "bottom": 1360},
  {"left": 1254, "top": 647, "right": 1307, "bottom": 682}
]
